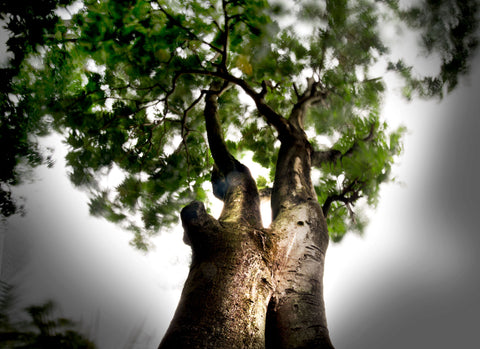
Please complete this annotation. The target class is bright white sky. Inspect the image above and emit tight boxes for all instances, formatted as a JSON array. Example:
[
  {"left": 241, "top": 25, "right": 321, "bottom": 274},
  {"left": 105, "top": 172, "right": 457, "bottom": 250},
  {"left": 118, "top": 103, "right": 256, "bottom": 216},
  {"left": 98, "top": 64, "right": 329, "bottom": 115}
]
[{"left": 2, "top": 3, "right": 480, "bottom": 348}]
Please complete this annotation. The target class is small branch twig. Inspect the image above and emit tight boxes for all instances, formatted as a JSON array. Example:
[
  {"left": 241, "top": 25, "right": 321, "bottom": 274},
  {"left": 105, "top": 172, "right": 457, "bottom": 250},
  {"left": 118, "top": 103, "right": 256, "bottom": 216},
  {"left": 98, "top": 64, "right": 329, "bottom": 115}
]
[
  {"left": 157, "top": 3, "right": 223, "bottom": 55},
  {"left": 322, "top": 179, "right": 363, "bottom": 218},
  {"left": 312, "top": 122, "right": 377, "bottom": 168}
]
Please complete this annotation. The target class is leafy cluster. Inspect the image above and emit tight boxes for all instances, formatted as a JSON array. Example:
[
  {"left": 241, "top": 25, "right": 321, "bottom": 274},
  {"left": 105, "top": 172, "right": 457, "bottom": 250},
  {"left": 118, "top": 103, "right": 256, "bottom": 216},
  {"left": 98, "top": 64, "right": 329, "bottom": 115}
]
[
  {"left": 384, "top": 0, "right": 479, "bottom": 99},
  {"left": 0, "top": 281, "right": 96, "bottom": 348},
  {"left": 0, "top": 0, "right": 76, "bottom": 217},
  {"left": 3, "top": 0, "right": 478, "bottom": 246}
]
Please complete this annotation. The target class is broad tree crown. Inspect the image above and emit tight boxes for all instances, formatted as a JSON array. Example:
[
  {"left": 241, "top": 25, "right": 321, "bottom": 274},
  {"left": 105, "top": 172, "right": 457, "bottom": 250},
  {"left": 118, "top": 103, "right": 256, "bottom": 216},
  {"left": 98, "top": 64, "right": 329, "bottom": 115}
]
[{"left": 2, "top": 0, "right": 478, "bottom": 248}]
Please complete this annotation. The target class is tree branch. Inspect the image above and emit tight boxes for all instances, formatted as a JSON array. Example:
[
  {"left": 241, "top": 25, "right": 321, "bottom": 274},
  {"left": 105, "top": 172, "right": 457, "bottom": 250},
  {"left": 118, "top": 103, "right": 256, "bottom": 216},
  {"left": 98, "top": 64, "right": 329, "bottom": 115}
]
[
  {"left": 181, "top": 201, "right": 220, "bottom": 248},
  {"left": 312, "top": 122, "right": 376, "bottom": 168},
  {"left": 311, "top": 149, "right": 343, "bottom": 167},
  {"left": 220, "top": 0, "right": 229, "bottom": 71},
  {"left": 169, "top": 68, "right": 290, "bottom": 138},
  {"left": 156, "top": 3, "right": 223, "bottom": 55},
  {"left": 219, "top": 74, "right": 290, "bottom": 138},
  {"left": 289, "top": 77, "right": 328, "bottom": 131},
  {"left": 179, "top": 91, "right": 207, "bottom": 179},
  {"left": 202, "top": 82, "right": 262, "bottom": 227},
  {"left": 322, "top": 180, "right": 363, "bottom": 218},
  {"left": 203, "top": 81, "right": 236, "bottom": 175}
]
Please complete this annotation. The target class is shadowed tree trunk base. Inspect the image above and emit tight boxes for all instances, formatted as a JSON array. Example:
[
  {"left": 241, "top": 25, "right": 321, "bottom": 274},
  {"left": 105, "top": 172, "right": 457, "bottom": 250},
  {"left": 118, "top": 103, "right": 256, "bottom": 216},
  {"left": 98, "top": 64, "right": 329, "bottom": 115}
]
[{"left": 159, "top": 188, "right": 334, "bottom": 349}]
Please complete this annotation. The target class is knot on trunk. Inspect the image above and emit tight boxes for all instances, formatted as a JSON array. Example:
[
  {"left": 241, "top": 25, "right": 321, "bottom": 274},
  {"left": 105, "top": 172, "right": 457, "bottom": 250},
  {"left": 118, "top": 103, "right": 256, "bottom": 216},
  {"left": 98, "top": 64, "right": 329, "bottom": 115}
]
[
  {"left": 210, "top": 161, "right": 251, "bottom": 201},
  {"left": 211, "top": 165, "right": 227, "bottom": 200},
  {"left": 210, "top": 161, "right": 262, "bottom": 228},
  {"left": 181, "top": 201, "right": 220, "bottom": 257}
]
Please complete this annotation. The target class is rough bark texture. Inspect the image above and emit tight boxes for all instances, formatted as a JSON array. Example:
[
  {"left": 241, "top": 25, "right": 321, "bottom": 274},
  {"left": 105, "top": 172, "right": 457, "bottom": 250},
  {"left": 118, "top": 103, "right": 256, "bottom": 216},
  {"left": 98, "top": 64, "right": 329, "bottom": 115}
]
[
  {"left": 159, "top": 88, "right": 334, "bottom": 348},
  {"left": 159, "top": 201, "right": 273, "bottom": 348},
  {"left": 266, "top": 127, "right": 333, "bottom": 349}
]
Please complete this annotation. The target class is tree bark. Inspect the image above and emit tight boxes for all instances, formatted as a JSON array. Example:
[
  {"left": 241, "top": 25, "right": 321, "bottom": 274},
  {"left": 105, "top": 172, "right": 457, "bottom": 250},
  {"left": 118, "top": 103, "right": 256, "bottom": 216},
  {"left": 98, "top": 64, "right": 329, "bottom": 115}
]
[
  {"left": 159, "top": 200, "right": 273, "bottom": 348},
  {"left": 159, "top": 89, "right": 334, "bottom": 349},
  {"left": 266, "top": 126, "right": 333, "bottom": 349}
]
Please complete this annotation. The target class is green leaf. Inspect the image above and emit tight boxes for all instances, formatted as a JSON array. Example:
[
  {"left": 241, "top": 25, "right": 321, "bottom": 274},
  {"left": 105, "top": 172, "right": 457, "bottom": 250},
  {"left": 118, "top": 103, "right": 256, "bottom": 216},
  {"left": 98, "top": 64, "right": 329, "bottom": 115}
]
[{"left": 6, "top": 0, "right": 478, "bottom": 248}]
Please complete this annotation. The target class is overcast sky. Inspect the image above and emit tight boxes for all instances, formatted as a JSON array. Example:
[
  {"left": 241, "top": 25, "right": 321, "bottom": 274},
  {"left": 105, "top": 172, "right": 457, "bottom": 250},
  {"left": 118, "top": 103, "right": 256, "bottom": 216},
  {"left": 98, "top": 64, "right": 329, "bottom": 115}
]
[{"left": 2, "top": 7, "right": 480, "bottom": 349}]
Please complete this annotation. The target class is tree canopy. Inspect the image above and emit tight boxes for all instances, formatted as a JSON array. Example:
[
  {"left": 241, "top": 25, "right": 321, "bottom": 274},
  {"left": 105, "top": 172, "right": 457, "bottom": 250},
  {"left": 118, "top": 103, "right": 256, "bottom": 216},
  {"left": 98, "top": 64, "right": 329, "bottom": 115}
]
[
  {"left": 0, "top": 0, "right": 76, "bottom": 217},
  {"left": 1, "top": 0, "right": 478, "bottom": 248}
]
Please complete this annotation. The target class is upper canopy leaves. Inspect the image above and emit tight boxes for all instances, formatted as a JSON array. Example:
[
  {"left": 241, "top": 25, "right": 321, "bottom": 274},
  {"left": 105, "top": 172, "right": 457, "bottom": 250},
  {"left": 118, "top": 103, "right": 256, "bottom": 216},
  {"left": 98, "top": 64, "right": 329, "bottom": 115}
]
[
  {"left": 0, "top": 0, "right": 77, "bottom": 217},
  {"left": 384, "top": 0, "right": 479, "bottom": 98},
  {"left": 4, "top": 0, "right": 478, "bottom": 247}
]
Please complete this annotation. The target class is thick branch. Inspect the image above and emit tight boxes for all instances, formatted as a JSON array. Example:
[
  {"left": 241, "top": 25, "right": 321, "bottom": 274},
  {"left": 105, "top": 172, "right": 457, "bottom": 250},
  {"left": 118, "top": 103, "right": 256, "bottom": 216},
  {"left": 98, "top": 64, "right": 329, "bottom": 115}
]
[
  {"left": 203, "top": 83, "right": 262, "bottom": 227},
  {"left": 204, "top": 83, "right": 236, "bottom": 174},
  {"left": 311, "top": 149, "right": 342, "bottom": 167},
  {"left": 181, "top": 201, "right": 219, "bottom": 248},
  {"left": 220, "top": 74, "right": 290, "bottom": 138},
  {"left": 180, "top": 91, "right": 206, "bottom": 179},
  {"left": 271, "top": 134, "right": 316, "bottom": 221}
]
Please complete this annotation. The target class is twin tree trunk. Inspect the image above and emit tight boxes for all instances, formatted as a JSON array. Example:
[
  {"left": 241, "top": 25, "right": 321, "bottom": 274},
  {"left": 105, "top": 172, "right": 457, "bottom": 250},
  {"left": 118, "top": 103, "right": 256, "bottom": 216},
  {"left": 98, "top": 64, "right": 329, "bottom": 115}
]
[{"left": 159, "top": 88, "right": 334, "bottom": 348}]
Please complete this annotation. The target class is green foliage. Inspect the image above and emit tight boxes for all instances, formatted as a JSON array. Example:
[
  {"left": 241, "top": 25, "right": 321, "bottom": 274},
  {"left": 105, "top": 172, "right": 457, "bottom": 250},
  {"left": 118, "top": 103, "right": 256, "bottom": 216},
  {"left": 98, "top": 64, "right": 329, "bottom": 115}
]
[
  {"left": 0, "top": 0, "right": 76, "bottom": 217},
  {"left": 0, "top": 281, "right": 96, "bottom": 348},
  {"left": 236, "top": 115, "right": 278, "bottom": 180},
  {"left": 385, "top": 0, "right": 479, "bottom": 98},
  {"left": 4, "top": 0, "right": 478, "bottom": 246},
  {"left": 315, "top": 115, "right": 406, "bottom": 240}
]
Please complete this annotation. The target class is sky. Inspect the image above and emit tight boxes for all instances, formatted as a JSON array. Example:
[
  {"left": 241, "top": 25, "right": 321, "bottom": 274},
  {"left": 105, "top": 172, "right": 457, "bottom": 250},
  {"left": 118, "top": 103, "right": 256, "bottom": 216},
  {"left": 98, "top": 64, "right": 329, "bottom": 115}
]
[
  {"left": 2, "top": 5, "right": 480, "bottom": 349},
  {"left": 326, "top": 52, "right": 480, "bottom": 348}
]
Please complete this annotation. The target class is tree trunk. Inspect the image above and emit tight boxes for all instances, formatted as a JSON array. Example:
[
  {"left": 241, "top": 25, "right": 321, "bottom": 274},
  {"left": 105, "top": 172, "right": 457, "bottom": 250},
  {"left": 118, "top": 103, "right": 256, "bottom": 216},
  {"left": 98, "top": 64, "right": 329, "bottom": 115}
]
[
  {"left": 159, "top": 89, "right": 334, "bottom": 348},
  {"left": 159, "top": 200, "right": 273, "bottom": 348},
  {"left": 158, "top": 162, "right": 333, "bottom": 348},
  {"left": 265, "top": 135, "right": 333, "bottom": 349}
]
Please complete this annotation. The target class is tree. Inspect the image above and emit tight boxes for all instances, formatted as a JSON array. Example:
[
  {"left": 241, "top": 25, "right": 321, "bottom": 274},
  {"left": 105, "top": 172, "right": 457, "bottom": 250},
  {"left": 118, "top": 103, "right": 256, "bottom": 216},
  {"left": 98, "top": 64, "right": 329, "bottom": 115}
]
[{"left": 3, "top": 0, "right": 478, "bottom": 347}]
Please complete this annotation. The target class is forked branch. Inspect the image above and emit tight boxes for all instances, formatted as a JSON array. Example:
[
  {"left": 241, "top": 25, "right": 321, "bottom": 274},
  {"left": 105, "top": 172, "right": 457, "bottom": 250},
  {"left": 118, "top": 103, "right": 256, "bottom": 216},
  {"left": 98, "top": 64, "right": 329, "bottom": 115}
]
[
  {"left": 170, "top": 68, "right": 290, "bottom": 138},
  {"left": 322, "top": 179, "right": 363, "bottom": 218},
  {"left": 290, "top": 77, "right": 328, "bottom": 131}
]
